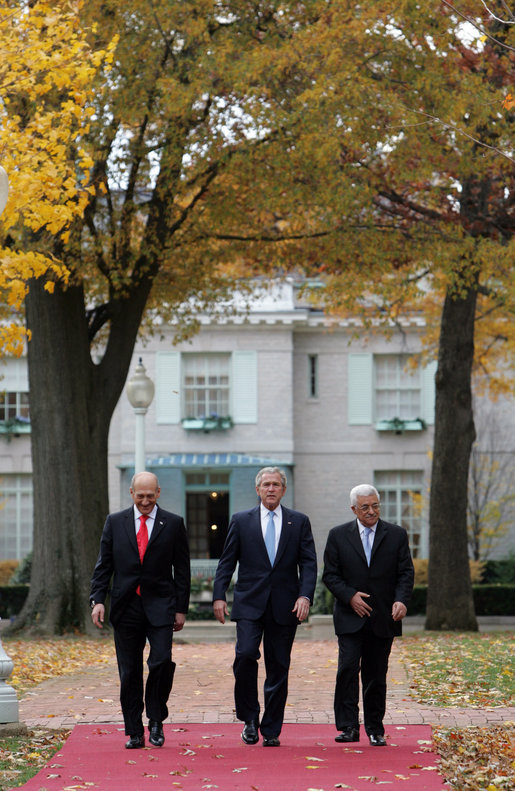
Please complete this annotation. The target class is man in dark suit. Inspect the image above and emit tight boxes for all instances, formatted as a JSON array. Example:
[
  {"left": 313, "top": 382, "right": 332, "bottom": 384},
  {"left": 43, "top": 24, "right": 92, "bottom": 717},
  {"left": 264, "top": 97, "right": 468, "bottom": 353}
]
[
  {"left": 213, "top": 466, "right": 317, "bottom": 747},
  {"left": 323, "top": 484, "right": 414, "bottom": 747},
  {"left": 90, "top": 471, "right": 190, "bottom": 750}
]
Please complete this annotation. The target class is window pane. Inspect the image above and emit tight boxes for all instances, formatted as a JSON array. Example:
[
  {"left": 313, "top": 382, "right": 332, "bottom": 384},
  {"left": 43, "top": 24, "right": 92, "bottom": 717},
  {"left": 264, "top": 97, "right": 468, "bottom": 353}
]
[
  {"left": 375, "top": 355, "right": 421, "bottom": 420},
  {"left": 0, "top": 475, "right": 33, "bottom": 560},
  {"left": 375, "top": 470, "right": 423, "bottom": 558},
  {"left": 182, "top": 354, "right": 230, "bottom": 418}
]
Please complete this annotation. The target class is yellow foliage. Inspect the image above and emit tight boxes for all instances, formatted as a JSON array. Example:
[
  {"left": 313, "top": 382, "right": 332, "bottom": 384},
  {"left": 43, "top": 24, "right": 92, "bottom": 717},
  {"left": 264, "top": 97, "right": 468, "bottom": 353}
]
[
  {"left": 0, "top": 559, "right": 18, "bottom": 585},
  {"left": 0, "top": 1, "right": 116, "bottom": 353},
  {"left": 413, "top": 558, "right": 484, "bottom": 585}
]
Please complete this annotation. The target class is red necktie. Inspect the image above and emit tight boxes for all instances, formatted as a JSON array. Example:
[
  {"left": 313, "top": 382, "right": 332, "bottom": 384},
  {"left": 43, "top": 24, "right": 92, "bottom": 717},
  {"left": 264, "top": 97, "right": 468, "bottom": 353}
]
[{"left": 136, "top": 515, "right": 148, "bottom": 595}]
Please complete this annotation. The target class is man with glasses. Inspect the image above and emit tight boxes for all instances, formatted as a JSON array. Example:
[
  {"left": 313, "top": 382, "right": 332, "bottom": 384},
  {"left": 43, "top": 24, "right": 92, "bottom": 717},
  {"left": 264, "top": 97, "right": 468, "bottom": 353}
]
[{"left": 322, "top": 484, "right": 414, "bottom": 747}]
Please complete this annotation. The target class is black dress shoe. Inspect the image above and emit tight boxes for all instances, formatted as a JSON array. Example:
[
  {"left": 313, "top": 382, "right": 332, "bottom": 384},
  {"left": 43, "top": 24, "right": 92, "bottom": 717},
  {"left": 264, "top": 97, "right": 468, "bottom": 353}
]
[
  {"left": 335, "top": 726, "right": 360, "bottom": 743},
  {"left": 148, "top": 721, "right": 165, "bottom": 747},
  {"left": 262, "top": 737, "right": 280, "bottom": 746},
  {"left": 125, "top": 734, "right": 145, "bottom": 749},
  {"left": 368, "top": 733, "right": 387, "bottom": 746},
  {"left": 241, "top": 720, "right": 259, "bottom": 745}
]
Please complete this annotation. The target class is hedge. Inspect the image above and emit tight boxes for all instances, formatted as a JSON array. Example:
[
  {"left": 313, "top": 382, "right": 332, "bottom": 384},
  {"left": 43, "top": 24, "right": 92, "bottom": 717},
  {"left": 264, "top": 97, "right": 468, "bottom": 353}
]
[
  {"left": 1, "top": 583, "right": 513, "bottom": 621},
  {"left": 0, "top": 585, "right": 30, "bottom": 620},
  {"left": 312, "top": 582, "right": 514, "bottom": 618}
]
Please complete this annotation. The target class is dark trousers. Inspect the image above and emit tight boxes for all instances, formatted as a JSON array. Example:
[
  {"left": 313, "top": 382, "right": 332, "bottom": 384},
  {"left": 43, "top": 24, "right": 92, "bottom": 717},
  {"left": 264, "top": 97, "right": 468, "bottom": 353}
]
[
  {"left": 233, "top": 601, "right": 297, "bottom": 739},
  {"left": 334, "top": 622, "right": 393, "bottom": 735},
  {"left": 113, "top": 593, "right": 175, "bottom": 736}
]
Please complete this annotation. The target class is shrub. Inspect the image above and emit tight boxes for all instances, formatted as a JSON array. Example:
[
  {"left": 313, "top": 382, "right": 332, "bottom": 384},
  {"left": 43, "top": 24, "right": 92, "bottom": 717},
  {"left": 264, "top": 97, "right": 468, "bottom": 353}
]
[
  {"left": 413, "top": 558, "right": 484, "bottom": 585},
  {"left": 0, "top": 560, "right": 19, "bottom": 586},
  {"left": 9, "top": 552, "right": 32, "bottom": 584},
  {"left": 482, "top": 556, "right": 515, "bottom": 584},
  {"left": 0, "top": 584, "right": 29, "bottom": 619}
]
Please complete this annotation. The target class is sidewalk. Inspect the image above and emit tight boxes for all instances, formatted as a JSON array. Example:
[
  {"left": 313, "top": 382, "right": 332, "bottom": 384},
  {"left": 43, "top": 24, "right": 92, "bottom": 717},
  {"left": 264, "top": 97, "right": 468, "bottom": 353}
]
[{"left": 16, "top": 618, "right": 514, "bottom": 731}]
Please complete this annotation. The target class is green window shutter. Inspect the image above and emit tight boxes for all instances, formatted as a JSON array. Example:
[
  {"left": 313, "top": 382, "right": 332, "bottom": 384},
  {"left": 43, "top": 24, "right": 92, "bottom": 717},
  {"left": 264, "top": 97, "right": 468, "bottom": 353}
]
[
  {"left": 232, "top": 351, "right": 257, "bottom": 424},
  {"left": 348, "top": 353, "right": 373, "bottom": 424},
  {"left": 156, "top": 352, "right": 181, "bottom": 424},
  {"left": 420, "top": 360, "right": 437, "bottom": 425}
]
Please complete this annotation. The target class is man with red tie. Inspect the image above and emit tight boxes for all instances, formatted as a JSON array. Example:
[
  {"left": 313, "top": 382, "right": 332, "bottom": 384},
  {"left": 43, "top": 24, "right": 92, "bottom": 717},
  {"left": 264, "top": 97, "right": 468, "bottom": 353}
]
[{"left": 90, "top": 471, "right": 190, "bottom": 749}]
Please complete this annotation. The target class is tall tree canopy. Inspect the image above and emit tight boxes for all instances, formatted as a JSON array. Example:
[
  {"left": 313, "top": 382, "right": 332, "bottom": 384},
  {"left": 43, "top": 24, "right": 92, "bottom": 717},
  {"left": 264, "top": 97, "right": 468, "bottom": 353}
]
[
  {"left": 3, "top": 1, "right": 513, "bottom": 633},
  {"left": 8, "top": 0, "right": 343, "bottom": 634},
  {"left": 0, "top": 0, "right": 114, "bottom": 353},
  {"left": 289, "top": 1, "right": 514, "bottom": 629}
]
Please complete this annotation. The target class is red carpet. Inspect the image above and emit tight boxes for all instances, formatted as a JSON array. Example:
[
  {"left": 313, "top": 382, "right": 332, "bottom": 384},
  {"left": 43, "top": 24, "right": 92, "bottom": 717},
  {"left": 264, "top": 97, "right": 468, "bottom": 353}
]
[{"left": 13, "top": 723, "right": 446, "bottom": 790}]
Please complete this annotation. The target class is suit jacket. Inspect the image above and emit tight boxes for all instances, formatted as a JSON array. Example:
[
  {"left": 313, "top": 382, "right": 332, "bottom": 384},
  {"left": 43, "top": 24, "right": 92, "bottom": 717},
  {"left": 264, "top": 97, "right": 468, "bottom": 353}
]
[
  {"left": 322, "top": 518, "right": 414, "bottom": 638},
  {"left": 90, "top": 505, "right": 191, "bottom": 628},
  {"left": 212, "top": 505, "right": 317, "bottom": 625}
]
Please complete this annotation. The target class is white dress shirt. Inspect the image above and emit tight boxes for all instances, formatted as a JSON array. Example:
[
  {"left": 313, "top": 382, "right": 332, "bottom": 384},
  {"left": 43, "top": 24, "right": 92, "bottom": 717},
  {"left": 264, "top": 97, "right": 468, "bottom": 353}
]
[
  {"left": 357, "top": 518, "right": 378, "bottom": 553},
  {"left": 260, "top": 503, "right": 282, "bottom": 555},
  {"left": 134, "top": 504, "right": 158, "bottom": 541}
]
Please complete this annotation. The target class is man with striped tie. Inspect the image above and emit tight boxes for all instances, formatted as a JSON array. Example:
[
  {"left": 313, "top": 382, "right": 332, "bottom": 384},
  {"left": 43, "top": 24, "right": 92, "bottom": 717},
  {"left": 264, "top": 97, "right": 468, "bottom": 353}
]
[
  {"left": 213, "top": 467, "right": 317, "bottom": 747},
  {"left": 323, "top": 484, "right": 414, "bottom": 747}
]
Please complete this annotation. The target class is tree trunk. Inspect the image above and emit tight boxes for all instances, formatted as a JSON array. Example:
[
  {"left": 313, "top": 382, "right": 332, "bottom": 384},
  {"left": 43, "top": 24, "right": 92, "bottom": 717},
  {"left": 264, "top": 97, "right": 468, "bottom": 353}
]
[
  {"left": 10, "top": 276, "right": 148, "bottom": 634},
  {"left": 426, "top": 282, "right": 478, "bottom": 631}
]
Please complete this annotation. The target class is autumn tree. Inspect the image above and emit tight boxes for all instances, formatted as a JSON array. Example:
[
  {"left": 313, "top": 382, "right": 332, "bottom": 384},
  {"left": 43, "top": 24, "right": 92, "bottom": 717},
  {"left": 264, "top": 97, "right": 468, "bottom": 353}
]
[
  {"left": 6, "top": 0, "right": 345, "bottom": 634},
  {"left": 282, "top": 1, "right": 513, "bottom": 629},
  {"left": 0, "top": 1, "right": 114, "bottom": 353},
  {"left": 4, "top": 1, "right": 513, "bottom": 634}
]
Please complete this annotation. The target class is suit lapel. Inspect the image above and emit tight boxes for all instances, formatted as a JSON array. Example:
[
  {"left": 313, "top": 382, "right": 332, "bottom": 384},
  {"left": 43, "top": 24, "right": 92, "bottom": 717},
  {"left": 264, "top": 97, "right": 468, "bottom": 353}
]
[
  {"left": 274, "top": 506, "right": 293, "bottom": 565},
  {"left": 370, "top": 519, "right": 387, "bottom": 560},
  {"left": 148, "top": 507, "right": 166, "bottom": 547},
  {"left": 123, "top": 508, "right": 139, "bottom": 555},
  {"left": 348, "top": 520, "right": 368, "bottom": 564}
]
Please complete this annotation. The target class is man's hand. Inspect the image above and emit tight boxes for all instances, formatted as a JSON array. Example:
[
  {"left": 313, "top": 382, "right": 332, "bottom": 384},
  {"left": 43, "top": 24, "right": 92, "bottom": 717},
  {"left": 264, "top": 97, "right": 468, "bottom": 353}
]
[
  {"left": 213, "top": 599, "right": 229, "bottom": 624},
  {"left": 91, "top": 603, "right": 105, "bottom": 629},
  {"left": 292, "top": 597, "right": 310, "bottom": 622},
  {"left": 391, "top": 601, "right": 407, "bottom": 622},
  {"left": 174, "top": 612, "right": 186, "bottom": 631},
  {"left": 350, "top": 591, "right": 372, "bottom": 618}
]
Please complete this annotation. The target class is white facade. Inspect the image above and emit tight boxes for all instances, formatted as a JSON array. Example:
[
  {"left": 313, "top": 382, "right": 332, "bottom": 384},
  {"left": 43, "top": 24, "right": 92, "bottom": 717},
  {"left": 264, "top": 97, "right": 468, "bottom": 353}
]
[{"left": 1, "top": 281, "right": 513, "bottom": 567}]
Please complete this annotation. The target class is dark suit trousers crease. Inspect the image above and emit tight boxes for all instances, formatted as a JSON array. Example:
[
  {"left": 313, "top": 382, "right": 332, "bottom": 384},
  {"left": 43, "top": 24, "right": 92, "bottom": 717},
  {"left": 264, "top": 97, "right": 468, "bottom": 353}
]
[
  {"left": 233, "top": 601, "right": 297, "bottom": 738},
  {"left": 334, "top": 622, "right": 393, "bottom": 735},
  {"left": 113, "top": 593, "right": 175, "bottom": 736}
]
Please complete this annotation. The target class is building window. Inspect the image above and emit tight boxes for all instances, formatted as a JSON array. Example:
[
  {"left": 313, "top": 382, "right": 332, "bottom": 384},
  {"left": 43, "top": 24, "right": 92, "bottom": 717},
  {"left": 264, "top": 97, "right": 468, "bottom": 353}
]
[
  {"left": 0, "top": 474, "right": 33, "bottom": 560},
  {"left": 0, "top": 391, "right": 30, "bottom": 421},
  {"left": 374, "top": 355, "right": 421, "bottom": 421},
  {"left": 183, "top": 354, "right": 230, "bottom": 419},
  {"left": 308, "top": 355, "right": 318, "bottom": 398},
  {"left": 375, "top": 470, "right": 423, "bottom": 558},
  {"left": 156, "top": 350, "right": 257, "bottom": 425}
]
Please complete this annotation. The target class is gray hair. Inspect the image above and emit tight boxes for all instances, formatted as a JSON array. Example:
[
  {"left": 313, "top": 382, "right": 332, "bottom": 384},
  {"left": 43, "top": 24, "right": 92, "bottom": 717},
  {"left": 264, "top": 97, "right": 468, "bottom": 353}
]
[
  {"left": 255, "top": 467, "right": 287, "bottom": 488},
  {"left": 350, "top": 484, "right": 380, "bottom": 507}
]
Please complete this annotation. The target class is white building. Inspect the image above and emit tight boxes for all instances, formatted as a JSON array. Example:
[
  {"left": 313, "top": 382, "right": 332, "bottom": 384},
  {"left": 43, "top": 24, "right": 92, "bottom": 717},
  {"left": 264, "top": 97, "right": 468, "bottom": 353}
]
[{"left": 1, "top": 281, "right": 513, "bottom": 569}]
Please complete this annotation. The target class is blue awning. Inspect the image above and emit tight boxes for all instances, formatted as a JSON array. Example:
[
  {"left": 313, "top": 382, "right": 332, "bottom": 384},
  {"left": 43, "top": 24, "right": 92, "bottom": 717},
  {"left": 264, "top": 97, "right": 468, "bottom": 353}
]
[{"left": 141, "top": 453, "right": 293, "bottom": 468}]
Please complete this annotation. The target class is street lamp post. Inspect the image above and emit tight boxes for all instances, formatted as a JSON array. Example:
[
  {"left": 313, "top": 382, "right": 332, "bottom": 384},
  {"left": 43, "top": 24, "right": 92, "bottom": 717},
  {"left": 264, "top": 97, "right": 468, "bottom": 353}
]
[{"left": 126, "top": 358, "right": 155, "bottom": 474}]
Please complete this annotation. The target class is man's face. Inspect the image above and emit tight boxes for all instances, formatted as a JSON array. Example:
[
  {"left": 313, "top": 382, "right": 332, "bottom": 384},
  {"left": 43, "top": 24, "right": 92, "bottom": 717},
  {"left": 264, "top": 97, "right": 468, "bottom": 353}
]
[
  {"left": 256, "top": 472, "right": 286, "bottom": 512},
  {"left": 351, "top": 494, "right": 380, "bottom": 528},
  {"left": 130, "top": 473, "right": 161, "bottom": 515}
]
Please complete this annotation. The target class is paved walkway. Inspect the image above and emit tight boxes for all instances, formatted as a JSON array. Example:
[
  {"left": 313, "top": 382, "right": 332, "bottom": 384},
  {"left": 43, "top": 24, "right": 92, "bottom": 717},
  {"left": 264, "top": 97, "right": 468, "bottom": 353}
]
[{"left": 17, "top": 622, "right": 514, "bottom": 731}]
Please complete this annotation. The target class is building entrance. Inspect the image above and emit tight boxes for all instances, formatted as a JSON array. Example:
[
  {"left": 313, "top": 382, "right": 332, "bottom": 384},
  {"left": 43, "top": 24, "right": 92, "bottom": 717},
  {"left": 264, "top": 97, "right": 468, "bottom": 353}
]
[{"left": 185, "top": 473, "right": 230, "bottom": 559}]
